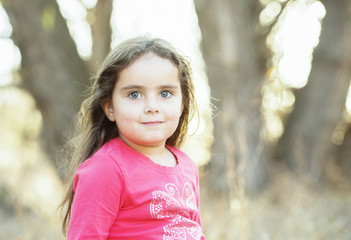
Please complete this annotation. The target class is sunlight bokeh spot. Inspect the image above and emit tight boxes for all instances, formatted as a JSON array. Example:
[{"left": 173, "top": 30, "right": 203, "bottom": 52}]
[
  {"left": 266, "top": 113, "right": 284, "bottom": 141},
  {"left": 0, "top": 39, "right": 21, "bottom": 85},
  {"left": 345, "top": 81, "right": 351, "bottom": 116},
  {"left": 268, "top": 0, "right": 325, "bottom": 88},
  {"left": 262, "top": 0, "right": 326, "bottom": 142},
  {"left": 280, "top": 89, "right": 295, "bottom": 112},
  {"left": 278, "top": 56, "right": 312, "bottom": 88},
  {"left": 81, "top": 0, "right": 98, "bottom": 9},
  {"left": 0, "top": 4, "right": 12, "bottom": 37},
  {"left": 331, "top": 121, "right": 349, "bottom": 145},
  {"left": 259, "top": 1, "right": 282, "bottom": 26},
  {"left": 57, "top": 0, "right": 93, "bottom": 59},
  {"left": 310, "top": 0, "right": 326, "bottom": 20}
]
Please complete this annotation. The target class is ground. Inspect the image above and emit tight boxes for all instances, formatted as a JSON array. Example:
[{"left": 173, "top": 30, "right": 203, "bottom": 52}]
[
  {"left": 201, "top": 169, "right": 351, "bottom": 240},
  {"left": 1, "top": 163, "right": 351, "bottom": 239}
]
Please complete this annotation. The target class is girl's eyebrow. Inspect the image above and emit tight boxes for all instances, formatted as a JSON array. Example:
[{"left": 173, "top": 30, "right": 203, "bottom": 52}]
[
  {"left": 158, "top": 84, "right": 180, "bottom": 89},
  {"left": 119, "top": 85, "right": 144, "bottom": 92},
  {"left": 120, "top": 84, "right": 180, "bottom": 91}
]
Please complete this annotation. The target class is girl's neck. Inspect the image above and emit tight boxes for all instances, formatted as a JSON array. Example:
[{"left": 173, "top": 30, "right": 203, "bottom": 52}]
[{"left": 118, "top": 137, "right": 177, "bottom": 167}]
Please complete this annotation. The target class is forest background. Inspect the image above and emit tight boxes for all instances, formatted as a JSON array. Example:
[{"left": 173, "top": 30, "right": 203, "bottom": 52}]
[{"left": 1, "top": 0, "right": 351, "bottom": 239}]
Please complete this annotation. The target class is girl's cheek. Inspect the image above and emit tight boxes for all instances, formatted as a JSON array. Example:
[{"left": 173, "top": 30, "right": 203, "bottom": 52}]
[{"left": 167, "top": 108, "right": 183, "bottom": 119}]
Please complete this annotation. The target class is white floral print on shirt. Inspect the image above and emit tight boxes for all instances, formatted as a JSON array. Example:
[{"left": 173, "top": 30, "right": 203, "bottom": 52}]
[{"left": 150, "top": 183, "right": 202, "bottom": 240}]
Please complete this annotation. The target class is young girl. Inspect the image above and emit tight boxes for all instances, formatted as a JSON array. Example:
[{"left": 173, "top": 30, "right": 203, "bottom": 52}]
[{"left": 60, "top": 36, "right": 206, "bottom": 239}]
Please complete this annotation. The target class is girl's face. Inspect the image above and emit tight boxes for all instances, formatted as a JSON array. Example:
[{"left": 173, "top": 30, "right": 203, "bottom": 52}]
[{"left": 103, "top": 53, "right": 184, "bottom": 149}]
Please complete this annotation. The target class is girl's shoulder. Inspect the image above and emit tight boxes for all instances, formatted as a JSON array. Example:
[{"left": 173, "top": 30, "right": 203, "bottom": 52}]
[
  {"left": 73, "top": 138, "right": 126, "bottom": 192},
  {"left": 77, "top": 138, "right": 125, "bottom": 173}
]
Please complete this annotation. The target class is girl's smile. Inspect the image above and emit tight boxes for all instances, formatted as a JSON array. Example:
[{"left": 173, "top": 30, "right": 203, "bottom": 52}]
[
  {"left": 103, "top": 52, "right": 184, "bottom": 152},
  {"left": 141, "top": 121, "right": 164, "bottom": 126}
]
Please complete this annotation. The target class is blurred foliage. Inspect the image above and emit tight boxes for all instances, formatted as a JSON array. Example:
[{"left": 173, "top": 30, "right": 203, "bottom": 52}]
[{"left": 0, "top": 88, "right": 63, "bottom": 239}]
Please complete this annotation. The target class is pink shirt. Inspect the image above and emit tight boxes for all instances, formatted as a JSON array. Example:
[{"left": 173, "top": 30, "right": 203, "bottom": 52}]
[{"left": 67, "top": 138, "right": 205, "bottom": 240}]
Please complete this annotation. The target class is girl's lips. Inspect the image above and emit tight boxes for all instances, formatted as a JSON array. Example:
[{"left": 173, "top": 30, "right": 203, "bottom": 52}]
[{"left": 141, "top": 121, "right": 163, "bottom": 126}]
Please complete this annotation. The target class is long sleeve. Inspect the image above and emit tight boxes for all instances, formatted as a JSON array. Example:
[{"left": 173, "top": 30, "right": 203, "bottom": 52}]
[
  {"left": 193, "top": 166, "right": 204, "bottom": 231},
  {"left": 67, "top": 155, "right": 125, "bottom": 240}
]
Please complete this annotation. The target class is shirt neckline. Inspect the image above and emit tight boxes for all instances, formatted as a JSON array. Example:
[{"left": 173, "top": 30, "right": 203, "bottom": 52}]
[{"left": 113, "top": 138, "right": 183, "bottom": 173}]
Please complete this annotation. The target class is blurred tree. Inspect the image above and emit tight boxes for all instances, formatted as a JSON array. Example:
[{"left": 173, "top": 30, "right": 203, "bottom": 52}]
[
  {"left": 88, "top": 0, "right": 113, "bottom": 73},
  {"left": 335, "top": 127, "right": 351, "bottom": 181},
  {"left": 277, "top": 0, "right": 351, "bottom": 183},
  {"left": 2, "top": 0, "right": 113, "bottom": 175},
  {"left": 194, "top": 0, "right": 270, "bottom": 201}
]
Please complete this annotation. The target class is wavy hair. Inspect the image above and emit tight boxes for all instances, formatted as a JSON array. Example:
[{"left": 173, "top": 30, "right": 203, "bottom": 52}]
[{"left": 60, "top": 36, "right": 198, "bottom": 234}]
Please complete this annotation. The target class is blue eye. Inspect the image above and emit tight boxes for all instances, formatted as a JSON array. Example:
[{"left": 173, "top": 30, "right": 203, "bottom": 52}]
[
  {"left": 160, "top": 91, "right": 171, "bottom": 98},
  {"left": 128, "top": 91, "right": 141, "bottom": 99}
]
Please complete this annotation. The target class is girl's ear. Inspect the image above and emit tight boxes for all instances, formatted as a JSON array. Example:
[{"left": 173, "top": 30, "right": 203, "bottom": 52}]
[{"left": 102, "top": 101, "right": 116, "bottom": 122}]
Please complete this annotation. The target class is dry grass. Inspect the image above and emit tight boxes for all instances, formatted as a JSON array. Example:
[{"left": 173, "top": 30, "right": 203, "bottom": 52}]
[
  {"left": 1, "top": 159, "right": 351, "bottom": 239},
  {"left": 201, "top": 169, "right": 351, "bottom": 240}
]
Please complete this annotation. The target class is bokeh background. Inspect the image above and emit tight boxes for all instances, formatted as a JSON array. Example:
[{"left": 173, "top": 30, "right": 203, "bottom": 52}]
[{"left": 1, "top": 0, "right": 351, "bottom": 239}]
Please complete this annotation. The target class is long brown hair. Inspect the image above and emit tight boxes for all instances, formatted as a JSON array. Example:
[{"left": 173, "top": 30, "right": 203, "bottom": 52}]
[{"left": 60, "top": 36, "right": 198, "bottom": 234}]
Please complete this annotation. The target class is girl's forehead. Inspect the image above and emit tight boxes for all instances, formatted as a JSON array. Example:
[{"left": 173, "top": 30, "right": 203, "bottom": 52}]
[
  {"left": 134, "top": 52, "right": 172, "bottom": 64},
  {"left": 126, "top": 53, "right": 176, "bottom": 72},
  {"left": 116, "top": 53, "right": 180, "bottom": 87}
]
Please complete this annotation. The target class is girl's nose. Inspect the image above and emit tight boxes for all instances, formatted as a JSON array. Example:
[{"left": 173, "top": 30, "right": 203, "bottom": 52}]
[{"left": 144, "top": 97, "right": 160, "bottom": 113}]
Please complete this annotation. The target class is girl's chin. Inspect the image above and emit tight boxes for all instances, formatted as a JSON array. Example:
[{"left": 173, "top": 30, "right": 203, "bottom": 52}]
[{"left": 121, "top": 137, "right": 168, "bottom": 148}]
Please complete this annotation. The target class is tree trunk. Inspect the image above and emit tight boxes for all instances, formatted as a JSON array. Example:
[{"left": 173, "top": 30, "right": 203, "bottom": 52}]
[
  {"left": 335, "top": 126, "right": 351, "bottom": 181},
  {"left": 3, "top": 0, "right": 90, "bottom": 173},
  {"left": 194, "top": 0, "right": 270, "bottom": 199},
  {"left": 277, "top": 0, "right": 351, "bottom": 182},
  {"left": 88, "top": 0, "right": 113, "bottom": 73}
]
